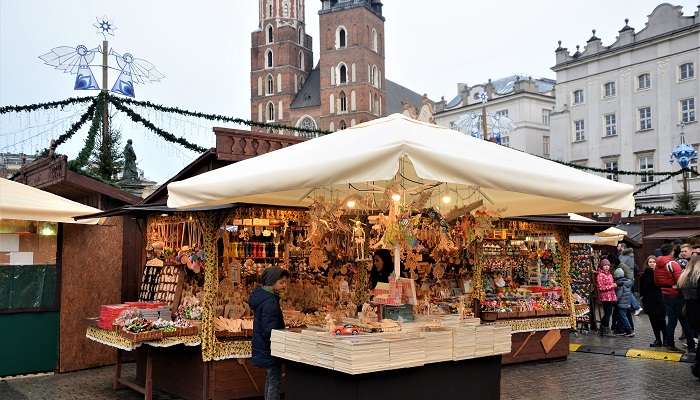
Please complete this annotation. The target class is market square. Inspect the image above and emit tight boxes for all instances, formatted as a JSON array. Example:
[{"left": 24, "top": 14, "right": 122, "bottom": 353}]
[{"left": 1, "top": 1, "right": 699, "bottom": 399}]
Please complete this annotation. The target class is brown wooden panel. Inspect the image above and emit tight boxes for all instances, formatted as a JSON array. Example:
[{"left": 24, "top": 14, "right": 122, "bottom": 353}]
[
  {"left": 502, "top": 329, "right": 569, "bottom": 365},
  {"left": 209, "top": 358, "right": 266, "bottom": 400},
  {"left": 121, "top": 217, "right": 145, "bottom": 302},
  {"left": 137, "top": 347, "right": 206, "bottom": 400},
  {"left": 59, "top": 217, "right": 123, "bottom": 372}
]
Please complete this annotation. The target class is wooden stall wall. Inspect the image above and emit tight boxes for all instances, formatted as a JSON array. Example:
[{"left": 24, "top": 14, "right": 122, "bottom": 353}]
[
  {"left": 59, "top": 216, "right": 124, "bottom": 372},
  {"left": 121, "top": 217, "right": 145, "bottom": 302}
]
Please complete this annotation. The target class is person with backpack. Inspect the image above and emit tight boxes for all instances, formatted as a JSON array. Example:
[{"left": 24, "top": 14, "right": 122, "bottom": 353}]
[{"left": 655, "top": 243, "right": 696, "bottom": 352}]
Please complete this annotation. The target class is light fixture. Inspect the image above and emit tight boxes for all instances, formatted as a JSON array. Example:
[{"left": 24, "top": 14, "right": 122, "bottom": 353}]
[
  {"left": 441, "top": 195, "right": 452, "bottom": 204},
  {"left": 391, "top": 193, "right": 401, "bottom": 202},
  {"left": 39, "top": 223, "right": 57, "bottom": 236},
  {"left": 346, "top": 200, "right": 356, "bottom": 208}
]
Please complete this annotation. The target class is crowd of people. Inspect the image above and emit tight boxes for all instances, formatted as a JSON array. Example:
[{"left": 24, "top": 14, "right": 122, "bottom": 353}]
[{"left": 595, "top": 241, "right": 700, "bottom": 381}]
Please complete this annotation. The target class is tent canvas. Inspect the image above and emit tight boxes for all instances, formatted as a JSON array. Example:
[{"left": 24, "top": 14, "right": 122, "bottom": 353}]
[
  {"left": 167, "top": 114, "right": 634, "bottom": 217},
  {"left": 1, "top": 178, "right": 102, "bottom": 224}
]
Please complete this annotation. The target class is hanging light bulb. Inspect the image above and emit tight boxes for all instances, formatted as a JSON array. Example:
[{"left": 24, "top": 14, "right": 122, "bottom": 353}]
[
  {"left": 346, "top": 199, "right": 356, "bottom": 209},
  {"left": 441, "top": 195, "right": 452, "bottom": 204},
  {"left": 391, "top": 193, "right": 401, "bottom": 202}
]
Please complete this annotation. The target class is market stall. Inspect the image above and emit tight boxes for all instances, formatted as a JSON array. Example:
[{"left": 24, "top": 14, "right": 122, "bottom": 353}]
[
  {"left": 0, "top": 178, "right": 101, "bottom": 376},
  {"left": 85, "top": 114, "right": 633, "bottom": 399}
]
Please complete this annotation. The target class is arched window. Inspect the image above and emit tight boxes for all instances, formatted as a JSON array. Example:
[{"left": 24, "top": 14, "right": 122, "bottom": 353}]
[
  {"left": 267, "top": 0, "right": 273, "bottom": 18},
  {"left": 282, "top": 0, "right": 290, "bottom": 17},
  {"left": 266, "top": 74, "right": 274, "bottom": 95},
  {"left": 267, "top": 25, "right": 274, "bottom": 44},
  {"left": 339, "top": 91, "right": 347, "bottom": 112},
  {"left": 371, "top": 65, "right": 377, "bottom": 87},
  {"left": 299, "top": 51, "right": 304, "bottom": 71},
  {"left": 339, "top": 120, "right": 347, "bottom": 130},
  {"left": 329, "top": 121, "right": 335, "bottom": 132},
  {"left": 297, "top": 116, "right": 317, "bottom": 130},
  {"left": 300, "top": 76, "right": 305, "bottom": 86},
  {"left": 265, "top": 49, "right": 273, "bottom": 68},
  {"left": 298, "top": 27, "right": 304, "bottom": 46},
  {"left": 372, "top": 28, "right": 378, "bottom": 52},
  {"left": 336, "top": 26, "right": 347, "bottom": 49},
  {"left": 267, "top": 102, "right": 275, "bottom": 121},
  {"left": 339, "top": 64, "right": 347, "bottom": 84}
]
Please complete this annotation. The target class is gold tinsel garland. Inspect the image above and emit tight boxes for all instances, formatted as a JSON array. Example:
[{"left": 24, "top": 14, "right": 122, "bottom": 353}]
[
  {"left": 555, "top": 229, "right": 576, "bottom": 330},
  {"left": 494, "top": 316, "right": 572, "bottom": 333},
  {"left": 85, "top": 326, "right": 201, "bottom": 350},
  {"left": 212, "top": 340, "right": 253, "bottom": 360},
  {"left": 196, "top": 212, "right": 224, "bottom": 362}
]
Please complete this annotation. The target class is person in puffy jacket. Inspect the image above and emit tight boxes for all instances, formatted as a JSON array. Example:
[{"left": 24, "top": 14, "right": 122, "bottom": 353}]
[
  {"left": 678, "top": 254, "right": 700, "bottom": 379},
  {"left": 248, "top": 267, "right": 289, "bottom": 400},
  {"left": 596, "top": 259, "right": 617, "bottom": 336},
  {"left": 639, "top": 255, "right": 666, "bottom": 347},
  {"left": 655, "top": 243, "right": 694, "bottom": 352},
  {"left": 613, "top": 268, "right": 635, "bottom": 337}
]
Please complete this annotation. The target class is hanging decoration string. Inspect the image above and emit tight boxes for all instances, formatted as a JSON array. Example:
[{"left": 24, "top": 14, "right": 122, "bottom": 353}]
[
  {"left": 110, "top": 96, "right": 330, "bottom": 136},
  {"left": 0, "top": 96, "right": 95, "bottom": 114},
  {"left": 553, "top": 159, "right": 676, "bottom": 177},
  {"left": 632, "top": 169, "right": 685, "bottom": 195},
  {"left": 68, "top": 94, "right": 104, "bottom": 170},
  {"left": 108, "top": 96, "right": 209, "bottom": 153},
  {"left": 37, "top": 96, "right": 100, "bottom": 157}
]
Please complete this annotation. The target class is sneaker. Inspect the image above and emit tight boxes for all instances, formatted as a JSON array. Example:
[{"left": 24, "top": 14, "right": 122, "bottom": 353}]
[
  {"left": 614, "top": 331, "right": 627, "bottom": 336},
  {"left": 680, "top": 335, "right": 686, "bottom": 341},
  {"left": 650, "top": 341, "right": 663, "bottom": 347},
  {"left": 624, "top": 332, "right": 636, "bottom": 338},
  {"left": 667, "top": 345, "right": 683, "bottom": 353},
  {"left": 634, "top": 307, "right": 643, "bottom": 316}
]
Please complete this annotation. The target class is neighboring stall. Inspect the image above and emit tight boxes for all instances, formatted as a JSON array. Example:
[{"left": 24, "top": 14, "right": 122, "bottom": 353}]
[
  {"left": 0, "top": 178, "right": 102, "bottom": 376},
  {"left": 84, "top": 114, "right": 633, "bottom": 399}
]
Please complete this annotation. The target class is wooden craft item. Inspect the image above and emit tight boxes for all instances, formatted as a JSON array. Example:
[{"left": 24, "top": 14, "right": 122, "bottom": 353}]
[{"left": 540, "top": 329, "right": 562, "bottom": 354}]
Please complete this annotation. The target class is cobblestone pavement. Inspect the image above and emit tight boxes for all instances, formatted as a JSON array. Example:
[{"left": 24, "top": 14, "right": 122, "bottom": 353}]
[
  {"left": 1, "top": 352, "right": 698, "bottom": 400},
  {"left": 572, "top": 310, "right": 697, "bottom": 354}
]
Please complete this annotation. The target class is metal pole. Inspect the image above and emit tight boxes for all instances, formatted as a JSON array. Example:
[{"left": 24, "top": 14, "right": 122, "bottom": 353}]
[
  {"left": 102, "top": 40, "right": 109, "bottom": 143},
  {"left": 481, "top": 105, "right": 488, "bottom": 141}
]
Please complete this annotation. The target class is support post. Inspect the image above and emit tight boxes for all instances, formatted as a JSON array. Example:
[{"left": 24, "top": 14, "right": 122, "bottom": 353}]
[{"left": 102, "top": 40, "right": 109, "bottom": 146}]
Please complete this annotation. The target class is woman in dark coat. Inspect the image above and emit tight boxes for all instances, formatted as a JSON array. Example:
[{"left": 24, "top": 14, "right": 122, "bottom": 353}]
[
  {"left": 678, "top": 253, "right": 700, "bottom": 380},
  {"left": 370, "top": 249, "right": 393, "bottom": 289},
  {"left": 639, "top": 255, "right": 666, "bottom": 347}
]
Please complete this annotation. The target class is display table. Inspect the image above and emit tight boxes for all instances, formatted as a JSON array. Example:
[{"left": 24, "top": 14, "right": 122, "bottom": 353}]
[
  {"left": 86, "top": 326, "right": 262, "bottom": 400},
  {"left": 493, "top": 317, "right": 572, "bottom": 364},
  {"left": 284, "top": 356, "right": 502, "bottom": 400}
]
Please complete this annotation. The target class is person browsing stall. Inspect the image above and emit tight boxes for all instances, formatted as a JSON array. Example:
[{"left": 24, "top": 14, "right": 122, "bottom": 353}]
[
  {"left": 248, "top": 266, "right": 290, "bottom": 400},
  {"left": 370, "top": 248, "right": 393, "bottom": 289}
]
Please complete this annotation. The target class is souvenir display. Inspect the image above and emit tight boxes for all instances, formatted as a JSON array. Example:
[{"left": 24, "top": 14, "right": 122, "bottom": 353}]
[{"left": 570, "top": 243, "right": 595, "bottom": 301}]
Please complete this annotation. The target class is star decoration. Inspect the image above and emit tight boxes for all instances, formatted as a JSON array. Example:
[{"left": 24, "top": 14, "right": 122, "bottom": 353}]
[{"left": 94, "top": 16, "right": 116, "bottom": 39}]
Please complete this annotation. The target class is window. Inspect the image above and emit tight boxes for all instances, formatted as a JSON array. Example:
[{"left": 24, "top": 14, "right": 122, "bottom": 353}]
[
  {"left": 603, "top": 82, "right": 616, "bottom": 98},
  {"left": 639, "top": 107, "right": 652, "bottom": 131},
  {"left": 495, "top": 110, "right": 508, "bottom": 118},
  {"left": 265, "top": 50, "right": 273, "bottom": 68},
  {"left": 681, "top": 98, "right": 696, "bottom": 123},
  {"left": 604, "top": 113, "right": 617, "bottom": 136},
  {"left": 339, "top": 64, "right": 347, "bottom": 84},
  {"left": 298, "top": 116, "right": 317, "bottom": 132},
  {"left": 267, "top": 102, "right": 275, "bottom": 121},
  {"left": 573, "top": 89, "right": 584, "bottom": 105},
  {"left": 0, "top": 220, "right": 58, "bottom": 312},
  {"left": 638, "top": 73, "right": 651, "bottom": 90},
  {"left": 680, "top": 63, "right": 695, "bottom": 81},
  {"left": 337, "top": 27, "right": 347, "bottom": 49},
  {"left": 298, "top": 51, "right": 304, "bottom": 71},
  {"left": 266, "top": 25, "right": 273, "bottom": 44},
  {"left": 542, "top": 109, "right": 550, "bottom": 126},
  {"left": 267, "top": 0, "right": 273, "bottom": 17},
  {"left": 266, "top": 75, "right": 274, "bottom": 95},
  {"left": 501, "top": 136, "right": 510, "bottom": 147},
  {"left": 339, "top": 120, "right": 347, "bottom": 130},
  {"left": 371, "top": 65, "right": 378, "bottom": 87},
  {"left": 638, "top": 154, "right": 654, "bottom": 183},
  {"left": 282, "top": 0, "right": 289, "bottom": 17},
  {"left": 339, "top": 91, "right": 347, "bottom": 112},
  {"left": 372, "top": 28, "right": 378, "bottom": 52},
  {"left": 690, "top": 144, "right": 699, "bottom": 178},
  {"left": 604, "top": 159, "right": 619, "bottom": 182},
  {"left": 542, "top": 136, "right": 550, "bottom": 158},
  {"left": 574, "top": 119, "right": 585, "bottom": 142},
  {"left": 299, "top": 28, "right": 304, "bottom": 46}
]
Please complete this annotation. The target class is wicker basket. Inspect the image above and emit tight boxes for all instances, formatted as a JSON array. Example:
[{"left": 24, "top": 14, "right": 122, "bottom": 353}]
[
  {"left": 120, "top": 329, "right": 164, "bottom": 343},
  {"left": 176, "top": 326, "right": 199, "bottom": 337},
  {"left": 480, "top": 311, "right": 498, "bottom": 322},
  {"left": 215, "top": 329, "right": 252, "bottom": 339},
  {"left": 161, "top": 329, "right": 179, "bottom": 338}
]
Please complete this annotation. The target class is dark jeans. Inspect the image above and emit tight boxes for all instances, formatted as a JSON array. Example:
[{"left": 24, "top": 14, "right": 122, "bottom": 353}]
[
  {"left": 601, "top": 301, "right": 614, "bottom": 329},
  {"left": 617, "top": 306, "right": 632, "bottom": 333},
  {"left": 265, "top": 364, "right": 282, "bottom": 400},
  {"left": 663, "top": 295, "right": 694, "bottom": 348},
  {"left": 647, "top": 311, "right": 666, "bottom": 343}
]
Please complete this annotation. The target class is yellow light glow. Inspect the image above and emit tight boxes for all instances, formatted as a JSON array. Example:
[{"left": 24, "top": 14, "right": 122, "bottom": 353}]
[
  {"left": 391, "top": 193, "right": 401, "bottom": 202},
  {"left": 346, "top": 200, "right": 356, "bottom": 208},
  {"left": 441, "top": 195, "right": 452, "bottom": 204}
]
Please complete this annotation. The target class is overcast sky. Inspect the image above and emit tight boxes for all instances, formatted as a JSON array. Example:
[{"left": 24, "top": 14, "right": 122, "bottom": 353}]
[{"left": 1, "top": 0, "right": 698, "bottom": 182}]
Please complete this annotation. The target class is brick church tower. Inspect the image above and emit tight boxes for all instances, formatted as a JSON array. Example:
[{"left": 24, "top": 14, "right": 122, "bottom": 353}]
[
  {"left": 318, "top": 0, "right": 385, "bottom": 131},
  {"left": 251, "top": 0, "right": 313, "bottom": 131}
]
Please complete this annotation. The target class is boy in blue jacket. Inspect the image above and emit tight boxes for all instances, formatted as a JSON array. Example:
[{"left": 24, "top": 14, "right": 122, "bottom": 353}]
[
  {"left": 248, "top": 267, "right": 289, "bottom": 400},
  {"left": 614, "top": 267, "right": 635, "bottom": 337}
]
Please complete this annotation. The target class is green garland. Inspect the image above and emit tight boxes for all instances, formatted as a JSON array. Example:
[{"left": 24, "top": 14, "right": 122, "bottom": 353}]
[
  {"left": 633, "top": 170, "right": 686, "bottom": 195},
  {"left": 108, "top": 96, "right": 209, "bottom": 153},
  {"left": 553, "top": 159, "right": 677, "bottom": 177},
  {"left": 68, "top": 94, "right": 104, "bottom": 170},
  {"left": 110, "top": 96, "right": 330, "bottom": 136},
  {"left": 0, "top": 96, "right": 95, "bottom": 114}
]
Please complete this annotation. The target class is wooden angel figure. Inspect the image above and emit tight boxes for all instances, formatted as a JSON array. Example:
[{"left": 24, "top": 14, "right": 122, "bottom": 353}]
[
  {"left": 324, "top": 313, "right": 336, "bottom": 334},
  {"left": 352, "top": 220, "right": 367, "bottom": 260}
]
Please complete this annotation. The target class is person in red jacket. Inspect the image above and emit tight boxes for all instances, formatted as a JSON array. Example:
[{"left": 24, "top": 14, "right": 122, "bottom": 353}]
[
  {"left": 596, "top": 259, "right": 617, "bottom": 336},
  {"left": 655, "top": 243, "right": 696, "bottom": 352}
]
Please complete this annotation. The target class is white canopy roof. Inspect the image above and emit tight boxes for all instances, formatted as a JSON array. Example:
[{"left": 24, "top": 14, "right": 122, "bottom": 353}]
[
  {"left": 167, "top": 114, "right": 634, "bottom": 217},
  {"left": 0, "top": 178, "right": 102, "bottom": 224}
]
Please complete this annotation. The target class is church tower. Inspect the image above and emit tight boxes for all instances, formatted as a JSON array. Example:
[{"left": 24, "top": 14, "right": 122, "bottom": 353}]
[
  {"left": 318, "top": 0, "right": 385, "bottom": 131},
  {"left": 251, "top": 0, "right": 313, "bottom": 131}
]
